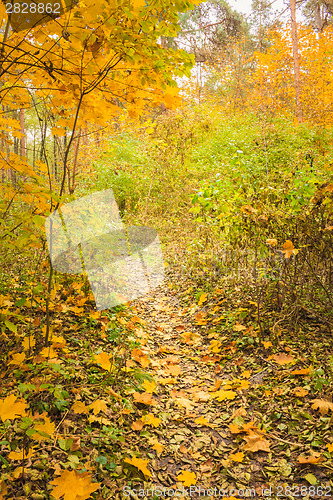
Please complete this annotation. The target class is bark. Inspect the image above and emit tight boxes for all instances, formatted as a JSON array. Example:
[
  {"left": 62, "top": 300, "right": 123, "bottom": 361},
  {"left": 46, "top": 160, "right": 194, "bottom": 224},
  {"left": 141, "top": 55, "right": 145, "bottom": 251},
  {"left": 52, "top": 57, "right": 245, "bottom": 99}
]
[{"left": 290, "top": 0, "right": 303, "bottom": 123}]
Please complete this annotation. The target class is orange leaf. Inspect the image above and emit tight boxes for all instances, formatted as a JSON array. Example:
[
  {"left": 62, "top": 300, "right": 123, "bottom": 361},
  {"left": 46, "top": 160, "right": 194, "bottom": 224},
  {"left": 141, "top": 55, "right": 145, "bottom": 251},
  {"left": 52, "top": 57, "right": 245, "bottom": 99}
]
[
  {"left": 271, "top": 353, "right": 294, "bottom": 365},
  {"left": 293, "top": 387, "right": 308, "bottom": 397},
  {"left": 281, "top": 240, "right": 298, "bottom": 259},
  {"left": 131, "top": 419, "right": 144, "bottom": 431},
  {"left": 291, "top": 367, "right": 312, "bottom": 375},
  {"left": 297, "top": 454, "right": 322, "bottom": 464}
]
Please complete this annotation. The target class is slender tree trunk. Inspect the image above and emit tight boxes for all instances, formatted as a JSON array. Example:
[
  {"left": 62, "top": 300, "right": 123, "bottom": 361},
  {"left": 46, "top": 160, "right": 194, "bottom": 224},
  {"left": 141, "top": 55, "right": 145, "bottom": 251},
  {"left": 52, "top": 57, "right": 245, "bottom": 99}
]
[
  {"left": 20, "top": 108, "right": 25, "bottom": 157},
  {"left": 290, "top": 0, "right": 303, "bottom": 123}
]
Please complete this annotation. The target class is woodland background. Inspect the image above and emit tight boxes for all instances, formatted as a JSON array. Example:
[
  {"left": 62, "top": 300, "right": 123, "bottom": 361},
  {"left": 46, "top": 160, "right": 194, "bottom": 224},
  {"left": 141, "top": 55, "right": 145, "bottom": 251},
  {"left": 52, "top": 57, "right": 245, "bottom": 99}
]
[{"left": 0, "top": 0, "right": 333, "bottom": 498}]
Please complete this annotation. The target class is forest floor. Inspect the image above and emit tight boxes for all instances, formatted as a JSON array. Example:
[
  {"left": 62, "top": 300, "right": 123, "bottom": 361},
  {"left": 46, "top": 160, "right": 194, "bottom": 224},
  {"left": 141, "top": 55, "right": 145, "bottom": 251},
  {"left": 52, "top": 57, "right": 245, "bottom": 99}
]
[{"left": 110, "top": 263, "right": 333, "bottom": 500}]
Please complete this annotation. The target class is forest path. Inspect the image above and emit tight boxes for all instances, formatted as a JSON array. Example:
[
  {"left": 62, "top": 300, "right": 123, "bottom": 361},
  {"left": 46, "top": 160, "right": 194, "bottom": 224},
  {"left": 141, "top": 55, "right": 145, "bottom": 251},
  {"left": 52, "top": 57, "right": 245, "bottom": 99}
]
[{"left": 128, "top": 272, "right": 267, "bottom": 500}]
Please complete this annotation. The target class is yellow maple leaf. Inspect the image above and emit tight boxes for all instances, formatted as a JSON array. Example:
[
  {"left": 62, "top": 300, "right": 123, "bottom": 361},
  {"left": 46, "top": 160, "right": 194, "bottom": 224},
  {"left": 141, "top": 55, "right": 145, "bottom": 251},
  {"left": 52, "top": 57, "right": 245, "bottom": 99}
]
[
  {"left": 311, "top": 399, "right": 333, "bottom": 416},
  {"left": 326, "top": 443, "right": 333, "bottom": 453},
  {"left": 177, "top": 470, "right": 196, "bottom": 486},
  {"left": 0, "top": 394, "right": 27, "bottom": 421},
  {"left": 89, "top": 399, "right": 108, "bottom": 415},
  {"left": 39, "top": 346, "right": 59, "bottom": 359},
  {"left": 165, "top": 365, "right": 182, "bottom": 376},
  {"left": 142, "top": 414, "right": 161, "bottom": 427},
  {"left": 211, "top": 390, "right": 237, "bottom": 401},
  {"left": 281, "top": 240, "right": 299, "bottom": 259},
  {"left": 195, "top": 416, "right": 209, "bottom": 426},
  {"left": 141, "top": 380, "right": 156, "bottom": 393},
  {"left": 71, "top": 401, "right": 89, "bottom": 414},
  {"left": 241, "top": 371, "right": 251, "bottom": 378},
  {"left": 198, "top": 293, "right": 207, "bottom": 306},
  {"left": 230, "top": 451, "right": 244, "bottom": 462},
  {"left": 93, "top": 352, "right": 111, "bottom": 371},
  {"left": 132, "top": 392, "right": 157, "bottom": 406},
  {"left": 31, "top": 412, "right": 55, "bottom": 441},
  {"left": 8, "top": 448, "right": 35, "bottom": 460},
  {"left": 50, "top": 469, "right": 100, "bottom": 500},
  {"left": 124, "top": 457, "right": 151, "bottom": 477},
  {"left": 8, "top": 352, "right": 25, "bottom": 365}
]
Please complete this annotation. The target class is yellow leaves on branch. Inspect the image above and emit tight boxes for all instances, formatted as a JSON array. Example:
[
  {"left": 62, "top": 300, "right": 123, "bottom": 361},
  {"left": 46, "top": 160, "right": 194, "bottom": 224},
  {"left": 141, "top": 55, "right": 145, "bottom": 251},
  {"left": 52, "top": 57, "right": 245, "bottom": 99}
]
[{"left": 50, "top": 470, "right": 100, "bottom": 500}]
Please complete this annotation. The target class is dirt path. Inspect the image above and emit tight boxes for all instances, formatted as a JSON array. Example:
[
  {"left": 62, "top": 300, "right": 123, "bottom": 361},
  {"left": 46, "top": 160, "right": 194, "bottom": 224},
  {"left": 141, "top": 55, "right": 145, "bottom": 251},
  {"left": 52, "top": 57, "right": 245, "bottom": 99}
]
[{"left": 127, "top": 274, "right": 271, "bottom": 500}]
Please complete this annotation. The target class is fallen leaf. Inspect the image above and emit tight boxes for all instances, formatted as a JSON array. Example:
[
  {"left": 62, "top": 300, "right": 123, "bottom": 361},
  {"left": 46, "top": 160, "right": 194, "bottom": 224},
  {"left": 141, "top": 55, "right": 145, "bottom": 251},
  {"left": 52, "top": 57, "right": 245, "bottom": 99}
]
[
  {"left": 142, "top": 414, "right": 161, "bottom": 427},
  {"left": 272, "top": 353, "right": 294, "bottom": 365},
  {"left": 291, "top": 367, "right": 312, "bottom": 375},
  {"left": 0, "top": 394, "right": 27, "bottom": 421},
  {"left": 71, "top": 401, "right": 89, "bottom": 414},
  {"left": 141, "top": 380, "right": 157, "bottom": 393},
  {"left": 89, "top": 399, "right": 108, "bottom": 415},
  {"left": 8, "top": 448, "right": 35, "bottom": 460},
  {"left": 131, "top": 419, "right": 144, "bottom": 431},
  {"left": 298, "top": 454, "right": 322, "bottom": 464},
  {"left": 124, "top": 457, "right": 151, "bottom": 477},
  {"left": 177, "top": 470, "right": 196, "bottom": 486},
  {"left": 198, "top": 293, "right": 207, "bottom": 306},
  {"left": 293, "top": 387, "right": 308, "bottom": 397},
  {"left": 50, "top": 469, "right": 100, "bottom": 500},
  {"left": 243, "top": 431, "right": 270, "bottom": 452},
  {"left": 133, "top": 392, "right": 157, "bottom": 406},
  {"left": 230, "top": 451, "right": 244, "bottom": 462},
  {"left": 311, "top": 399, "right": 333, "bottom": 416},
  {"left": 211, "top": 390, "right": 237, "bottom": 401},
  {"left": 266, "top": 238, "right": 277, "bottom": 246}
]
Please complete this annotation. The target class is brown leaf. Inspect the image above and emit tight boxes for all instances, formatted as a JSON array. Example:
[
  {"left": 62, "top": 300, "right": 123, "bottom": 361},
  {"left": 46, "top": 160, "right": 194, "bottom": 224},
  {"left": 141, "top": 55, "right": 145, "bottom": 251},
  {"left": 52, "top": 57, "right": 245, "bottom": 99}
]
[
  {"left": 243, "top": 431, "right": 271, "bottom": 452},
  {"left": 311, "top": 399, "right": 333, "bottom": 416}
]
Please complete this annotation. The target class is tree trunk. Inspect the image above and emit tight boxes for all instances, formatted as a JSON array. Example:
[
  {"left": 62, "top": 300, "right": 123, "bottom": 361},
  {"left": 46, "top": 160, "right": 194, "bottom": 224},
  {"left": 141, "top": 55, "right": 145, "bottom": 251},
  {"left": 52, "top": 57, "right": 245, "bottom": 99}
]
[
  {"left": 20, "top": 108, "right": 25, "bottom": 157},
  {"left": 290, "top": 0, "right": 303, "bottom": 123}
]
